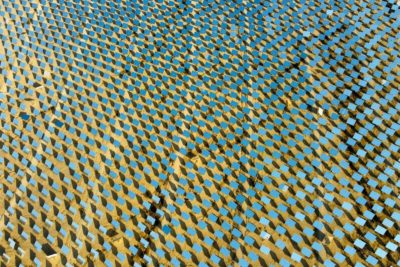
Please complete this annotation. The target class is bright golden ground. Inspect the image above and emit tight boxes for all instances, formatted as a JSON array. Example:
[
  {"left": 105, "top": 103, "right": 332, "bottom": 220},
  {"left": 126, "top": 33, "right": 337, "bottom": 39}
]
[{"left": 0, "top": 0, "right": 399, "bottom": 266}]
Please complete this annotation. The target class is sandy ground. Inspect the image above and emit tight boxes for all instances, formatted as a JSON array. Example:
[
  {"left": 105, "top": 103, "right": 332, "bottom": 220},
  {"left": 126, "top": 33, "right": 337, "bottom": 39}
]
[{"left": 0, "top": 0, "right": 399, "bottom": 266}]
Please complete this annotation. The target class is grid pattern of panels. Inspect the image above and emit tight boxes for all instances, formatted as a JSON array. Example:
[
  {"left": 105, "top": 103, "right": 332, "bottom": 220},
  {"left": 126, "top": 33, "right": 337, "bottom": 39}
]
[{"left": 0, "top": 0, "right": 399, "bottom": 266}]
